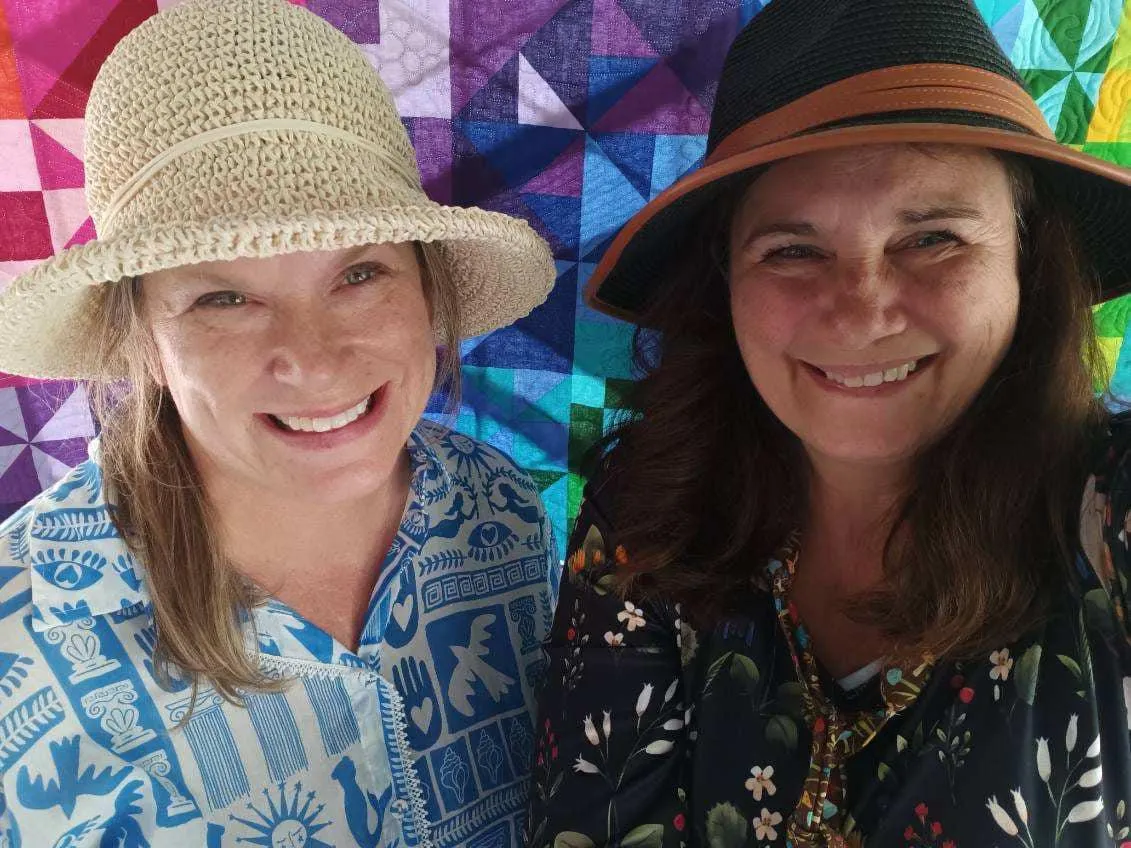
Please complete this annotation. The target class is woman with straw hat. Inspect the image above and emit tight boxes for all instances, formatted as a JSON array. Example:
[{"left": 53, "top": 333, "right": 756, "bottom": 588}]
[
  {"left": 0, "top": 0, "right": 559, "bottom": 844},
  {"left": 527, "top": 0, "right": 1131, "bottom": 845}
]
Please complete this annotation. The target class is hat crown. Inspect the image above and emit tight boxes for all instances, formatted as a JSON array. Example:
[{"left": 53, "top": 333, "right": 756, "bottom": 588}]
[
  {"left": 83, "top": 0, "right": 417, "bottom": 228},
  {"left": 708, "top": 0, "right": 1023, "bottom": 151}
]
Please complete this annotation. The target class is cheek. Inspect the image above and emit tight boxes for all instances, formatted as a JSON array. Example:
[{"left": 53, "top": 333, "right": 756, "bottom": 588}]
[
  {"left": 921, "top": 267, "right": 1020, "bottom": 358},
  {"left": 356, "top": 289, "right": 437, "bottom": 377},
  {"left": 730, "top": 278, "right": 806, "bottom": 358},
  {"left": 150, "top": 323, "right": 227, "bottom": 388}
]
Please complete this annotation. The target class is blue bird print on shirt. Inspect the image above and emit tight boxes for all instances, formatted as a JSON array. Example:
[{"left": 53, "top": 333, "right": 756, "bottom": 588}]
[
  {"left": 15, "top": 735, "right": 128, "bottom": 818},
  {"left": 97, "top": 779, "right": 149, "bottom": 848}
]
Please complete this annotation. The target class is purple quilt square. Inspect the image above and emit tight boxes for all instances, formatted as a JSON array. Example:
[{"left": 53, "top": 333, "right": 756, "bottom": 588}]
[{"left": 308, "top": 0, "right": 381, "bottom": 43}]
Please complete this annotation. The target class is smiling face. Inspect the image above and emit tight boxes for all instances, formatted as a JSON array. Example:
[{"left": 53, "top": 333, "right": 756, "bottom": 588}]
[
  {"left": 141, "top": 242, "right": 437, "bottom": 505},
  {"left": 727, "top": 144, "right": 1022, "bottom": 468}
]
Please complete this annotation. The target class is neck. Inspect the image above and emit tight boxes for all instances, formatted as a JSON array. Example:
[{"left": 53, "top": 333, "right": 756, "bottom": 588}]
[
  {"left": 195, "top": 451, "right": 412, "bottom": 593},
  {"left": 801, "top": 451, "right": 911, "bottom": 584}
]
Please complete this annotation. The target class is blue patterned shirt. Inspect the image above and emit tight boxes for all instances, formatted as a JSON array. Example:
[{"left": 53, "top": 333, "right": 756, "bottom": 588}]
[{"left": 0, "top": 422, "right": 560, "bottom": 847}]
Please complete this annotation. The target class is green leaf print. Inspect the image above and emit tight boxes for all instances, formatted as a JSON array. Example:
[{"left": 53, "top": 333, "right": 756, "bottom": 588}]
[
  {"left": 730, "top": 654, "right": 760, "bottom": 686},
  {"left": 1015, "top": 644, "right": 1043, "bottom": 706},
  {"left": 706, "top": 803, "right": 750, "bottom": 848},
  {"left": 766, "top": 714, "right": 800, "bottom": 751},
  {"left": 621, "top": 824, "right": 665, "bottom": 848},
  {"left": 776, "top": 682, "right": 807, "bottom": 719},
  {"left": 1083, "top": 588, "right": 1117, "bottom": 638},
  {"left": 553, "top": 833, "right": 596, "bottom": 848},
  {"left": 1057, "top": 655, "right": 1082, "bottom": 680}
]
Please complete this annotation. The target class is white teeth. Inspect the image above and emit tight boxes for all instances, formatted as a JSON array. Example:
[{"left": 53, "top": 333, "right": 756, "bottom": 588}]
[
  {"left": 821, "top": 359, "right": 922, "bottom": 389},
  {"left": 276, "top": 395, "right": 371, "bottom": 433}
]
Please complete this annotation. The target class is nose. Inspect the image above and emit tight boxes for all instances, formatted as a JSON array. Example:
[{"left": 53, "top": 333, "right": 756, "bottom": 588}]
[
  {"left": 822, "top": 258, "right": 907, "bottom": 349},
  {"left": 268, "top": 307, "right": 346, "bottom": 389}
]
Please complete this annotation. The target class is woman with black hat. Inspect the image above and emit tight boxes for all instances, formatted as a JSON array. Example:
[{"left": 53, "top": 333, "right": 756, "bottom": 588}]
[{"left": 526, "top": 0, "right": 1131, "bottom": 845}]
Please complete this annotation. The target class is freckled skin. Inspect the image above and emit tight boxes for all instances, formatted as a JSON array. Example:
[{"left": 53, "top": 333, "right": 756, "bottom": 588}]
[{"left": 728, "top": 144, "right": 1020, "bottom": 467}]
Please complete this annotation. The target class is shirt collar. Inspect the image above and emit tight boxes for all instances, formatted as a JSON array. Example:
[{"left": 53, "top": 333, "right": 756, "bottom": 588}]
[
  {"left": 24, "top": 425, "right": 456, "bottom": 631},
  {"left": 25, "top": 439, "right": 150, "bottom": 630}
]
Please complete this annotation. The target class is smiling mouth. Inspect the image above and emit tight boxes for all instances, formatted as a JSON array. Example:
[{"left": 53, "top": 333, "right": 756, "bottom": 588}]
[
  {"left": 807, "top": 355, "right": 937, "bottom": 389},
  {"left": 267, "top": 391, "right": 377, "bottom": 434}
]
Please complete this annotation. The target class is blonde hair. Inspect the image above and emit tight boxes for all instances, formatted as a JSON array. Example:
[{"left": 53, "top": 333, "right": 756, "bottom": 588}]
[{"left": 85, "top": 241, "right": 461, "bottom": 703}]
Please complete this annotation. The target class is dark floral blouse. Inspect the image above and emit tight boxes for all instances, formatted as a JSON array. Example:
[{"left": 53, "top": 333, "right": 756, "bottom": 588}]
[{"left": 525, "top": 416, "right": 1131, "bottom": 848}]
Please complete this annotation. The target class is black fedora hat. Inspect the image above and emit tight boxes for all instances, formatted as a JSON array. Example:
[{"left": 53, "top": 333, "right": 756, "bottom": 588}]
[{"left": 586, "top": 0, "right": 1131, "bottom": 323}]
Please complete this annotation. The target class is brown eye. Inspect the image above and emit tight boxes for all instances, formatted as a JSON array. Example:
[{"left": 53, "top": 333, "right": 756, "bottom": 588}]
[
  {"left": 764, "top": 244, "right": 822, "bottom": 261},
  {"left": 195, "top": 291, "right": 247, "bottom": 308}
]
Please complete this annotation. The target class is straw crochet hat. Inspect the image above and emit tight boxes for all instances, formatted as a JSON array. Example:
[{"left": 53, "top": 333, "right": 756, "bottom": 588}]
[
  {"left": 0, "top": 0, "right": 555, "bottom": 379},
  {"left": 587, "top": 0, "right": 1131, "bottom": 323}
]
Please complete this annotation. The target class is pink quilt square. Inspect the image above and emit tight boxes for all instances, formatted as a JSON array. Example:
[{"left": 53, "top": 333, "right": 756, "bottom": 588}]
[{"left": 0, "top": 191, "right": 53, "bottom": 259}]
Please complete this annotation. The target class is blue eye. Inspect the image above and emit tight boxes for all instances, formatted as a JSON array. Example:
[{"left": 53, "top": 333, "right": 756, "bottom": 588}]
[
  {"left": 466, "top": 521, "right": 518, "bottom": 562},
  {"left": 912, "top": 231, "right": 961, "bottom": 249},
  {"left": 344, "top": 263, "right": 385, "bottom": 285},
  {"left": 32, "top": 548, "right": 107, "bottom": 590}
]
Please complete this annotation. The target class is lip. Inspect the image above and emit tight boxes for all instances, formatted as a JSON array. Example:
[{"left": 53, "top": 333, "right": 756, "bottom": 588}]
[
  {"left": 257, "top": 386, "right": 388, "bottom": 450},
  {"left": 264, "top": 394, "right": 373, "bottom": 419}
]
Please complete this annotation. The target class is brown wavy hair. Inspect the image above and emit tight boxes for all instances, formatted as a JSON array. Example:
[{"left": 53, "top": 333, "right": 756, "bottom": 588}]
[{"left": 591, "top": 154, "right": 1109, "bottom": 660}]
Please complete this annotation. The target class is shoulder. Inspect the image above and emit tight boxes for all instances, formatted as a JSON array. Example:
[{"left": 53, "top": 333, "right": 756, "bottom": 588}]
[
  {"left": 1081, "top": 411, "right": 1131, "bottom": 534},
  {"left": 0, "top": 451, "right": 107, "bottom": 572},
  {"left": 413, "top": 421, "right": 545, "bottom": 516},
  {"left": 415, "top": 421, "right": 540, "bottom": 490},
  {"left": 0, "top": 451, "right": 147, "bottom": 630}
]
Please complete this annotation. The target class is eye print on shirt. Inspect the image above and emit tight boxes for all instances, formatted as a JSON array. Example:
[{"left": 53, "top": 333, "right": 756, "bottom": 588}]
[
  {"left": 31, "top": 549, "right": 107, "bottom": 590},
  {"left": 466, "top": 521, "right": 518, "bottom": 563}
]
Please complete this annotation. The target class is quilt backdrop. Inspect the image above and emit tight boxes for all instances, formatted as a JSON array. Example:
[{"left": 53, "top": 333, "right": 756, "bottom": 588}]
[{"left": 1, "top": 0, "right": 1129, "bottom": 556}]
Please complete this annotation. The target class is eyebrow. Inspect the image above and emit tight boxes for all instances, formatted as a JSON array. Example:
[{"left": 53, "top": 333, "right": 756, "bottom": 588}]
[
  {"left": 898, "top": 204, "right": 987, "bottom": 224},
  {"left": 739, "top": 221, "right": 818, "bottom": 250},
  {"left": 739, "top": 204, "right": 987, "bottom": 249},
  {"left": 184, "top": 244, "right": 384, "bottom": 288}
]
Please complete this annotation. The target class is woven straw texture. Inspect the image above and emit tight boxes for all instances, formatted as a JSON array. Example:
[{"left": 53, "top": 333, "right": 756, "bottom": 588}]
[{"left": 0, "top": 0, "right": 555, "bottom": 379}]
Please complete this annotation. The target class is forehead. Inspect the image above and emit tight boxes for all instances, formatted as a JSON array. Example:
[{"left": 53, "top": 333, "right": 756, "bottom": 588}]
[
  {"left": 736, "top": 144, "right": 1012, "bottom": 215},
  {"left": 145, "top": 242, "right": 417, "bottom": 289}
]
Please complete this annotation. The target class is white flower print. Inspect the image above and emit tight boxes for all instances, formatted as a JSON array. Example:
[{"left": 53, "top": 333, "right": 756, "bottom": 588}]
[
  {"left": 618, "top": 602, "right": 646, "bottom": 632},
  {"left": 583, "top": 714, "right": 600, "bottom": 747},
  {"left": 987, "top": 795, "right": 1020, "bottom": 836},
  {"left": 635, "top": 684, "right": 653, "bottom": 718},
  {"left": 990, "top": 648, "right": 1014, "bottom": 681},
  {"left": 1123, "top": 677, "right": 1131, "bottom": 731},
  {"left": 604, "top": 631, "right": 624, "bottom": 647},
  {"left": 987, "top": 716, "right": 1104, "bottom": 847},
  {"left": 754, "top": 808, "right": 783, "bottom": 841},
  {"left": 1037, "top": 738, "right": 1052, "bottom": 783},
  {"left": 744, "top": 766, "right": 777, "bottom": 801},
  {"left": 573, "top": 755, "right": 600, "bottom": 774}
]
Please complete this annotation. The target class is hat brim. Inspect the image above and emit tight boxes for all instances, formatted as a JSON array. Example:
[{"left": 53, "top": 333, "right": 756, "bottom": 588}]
[
  {"left": 0, "top": 202, "right": 555, "bottom": 380},
  {"left": 588, "top": 122, "right": 1131, "bottom": 324}
]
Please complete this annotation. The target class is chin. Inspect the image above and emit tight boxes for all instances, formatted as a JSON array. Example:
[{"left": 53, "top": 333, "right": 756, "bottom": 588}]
[
  {"left": 285, "top": 462, "right": 395, "bottom": 505},
  {"left": 808, "top": 432, "right": 925, "bottom": 466}
]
